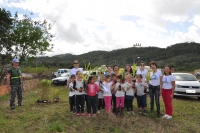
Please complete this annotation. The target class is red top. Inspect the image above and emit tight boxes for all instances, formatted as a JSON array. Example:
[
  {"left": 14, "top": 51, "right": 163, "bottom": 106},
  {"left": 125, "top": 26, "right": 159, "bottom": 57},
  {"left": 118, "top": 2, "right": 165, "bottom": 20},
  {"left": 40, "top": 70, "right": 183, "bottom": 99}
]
[{"left": 86, "top": 83, "right": 99, "bottom": 96}]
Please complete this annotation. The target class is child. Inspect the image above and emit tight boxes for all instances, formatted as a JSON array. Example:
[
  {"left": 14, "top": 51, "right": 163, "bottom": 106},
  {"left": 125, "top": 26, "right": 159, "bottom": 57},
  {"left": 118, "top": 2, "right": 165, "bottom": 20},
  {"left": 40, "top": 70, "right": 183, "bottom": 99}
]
[
  {"left": 111, "top": 73, "right": 117, "bottom": 113},
  {"left": 114, "top": 75, "right": 126, "bottom": 118},
  {"left": 103, "top": 75, "right": 113, "bottom": 113},
  {"left": 97, "top": 76, "right": 105, "bottom": 113},
  {"left": 74, "top": 71, "right": 86, "bottom": 116},
  {"left": 68, "top": 75, "right": 76, "bottom": 113},
  {"left": 125, "top": 74, "right": 135, "bottom": 115},
  {"left": 94, "top": 76, "right": 99, "bottom": 109},
  {"left": 86, "top": 76, "right": 99, "bottom": 117},
  {"left": 135, "top": 74, "right": 147, "bottom": 115}
]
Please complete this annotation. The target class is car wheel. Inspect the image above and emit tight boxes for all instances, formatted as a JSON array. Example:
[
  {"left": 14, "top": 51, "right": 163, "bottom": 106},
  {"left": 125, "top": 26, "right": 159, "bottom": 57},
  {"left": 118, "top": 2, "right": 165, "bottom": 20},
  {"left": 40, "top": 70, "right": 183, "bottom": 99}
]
[
  {"left": 64, "top": 80, "right": 67, "bottom": 85},
  {"left": 198, "top": 97, "right": 200, "bottom": 100}
]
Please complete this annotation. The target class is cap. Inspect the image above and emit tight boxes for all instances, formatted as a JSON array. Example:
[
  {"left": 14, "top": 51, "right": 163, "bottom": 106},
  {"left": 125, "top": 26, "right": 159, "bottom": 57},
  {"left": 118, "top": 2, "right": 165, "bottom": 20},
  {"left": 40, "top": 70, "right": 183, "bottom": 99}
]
[{"left": 12, "top": 58, "right": 20, "bottom": 63}]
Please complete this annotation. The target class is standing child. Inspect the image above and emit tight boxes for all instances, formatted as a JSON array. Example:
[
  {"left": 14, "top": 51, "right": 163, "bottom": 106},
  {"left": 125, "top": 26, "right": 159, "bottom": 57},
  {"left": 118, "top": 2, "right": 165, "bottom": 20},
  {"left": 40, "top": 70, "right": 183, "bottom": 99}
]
[
  {"left": 68, "top": 75, "right": 76, "bottom": 113},
  {"left": 86, "top": 76, "right": 99, "bottom": 117},
  {"left": 103, "top": 75, "right": 113, "bottom": 113},
  {"left": 135, "top": 74, "right": 147, "bottom": 115},
  {"left": 114, "top": 75, "right": 126, "bottom": 118},
  {"left": 125, "top": 74, "right": 135, "bottom": 115},
  {"left": 74, "top": 71, "right": 86, "bottom": 116},
  {"left": 98, "top": 76, "right": 105, "bottom": 113},
  {"left": 111, "top": 73, "right": 117, "bottom": 113}
]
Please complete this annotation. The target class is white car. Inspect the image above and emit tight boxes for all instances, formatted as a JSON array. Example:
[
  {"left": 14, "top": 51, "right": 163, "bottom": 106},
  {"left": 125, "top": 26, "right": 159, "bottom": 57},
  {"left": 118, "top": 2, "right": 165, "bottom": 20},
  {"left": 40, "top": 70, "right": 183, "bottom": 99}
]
[
  {"left": 172, "top": 73, "right": 200, "bottom": 100},
  {"left": 52, "top": 73, "right": 70, "bottom": 85}
]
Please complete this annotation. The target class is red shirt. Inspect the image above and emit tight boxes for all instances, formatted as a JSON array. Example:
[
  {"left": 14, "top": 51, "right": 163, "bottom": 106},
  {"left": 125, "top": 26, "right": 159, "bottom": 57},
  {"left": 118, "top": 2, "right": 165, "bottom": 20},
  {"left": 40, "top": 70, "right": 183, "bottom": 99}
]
[{"left": 86, "top": 83, "right": 99, "bottom": 96}]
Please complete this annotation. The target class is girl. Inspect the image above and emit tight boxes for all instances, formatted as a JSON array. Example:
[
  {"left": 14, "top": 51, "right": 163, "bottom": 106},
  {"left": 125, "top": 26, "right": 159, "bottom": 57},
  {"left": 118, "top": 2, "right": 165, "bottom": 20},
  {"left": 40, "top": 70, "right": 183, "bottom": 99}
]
[
  {"left": 161, "top": 66, "right": 175, "bottom": 119},
  {"left": 148, "top": 61, "right": 162, "bottom": 118},
  {"left": 74, "top": 71, "right": 86, "bottom": 116},
  {"left": 125, "top": 74, "right": 135, "bottom": 115},
  {"left": 114, "top": 75, "right": 126, "bottom": 118},
  {"left": 97, "top": 76, "right": 105, "bottom": 114},
  {"left": 68, "top": 75, "right": 76, "bottom": 113},
  {"left": 135, "top": 74, "right": 147, "bottom": 115},
  {"left": 86, "top": 76, "right": 99, "bottom": 117},
  {"left": 111, "top": 73, "right": 117, "bottom": 113},
  {"left": 103, "top": 75, "right": 113, "bottom": 113},
  {"left": 125, "top": 64, "right": 133, "bottom": 75}
]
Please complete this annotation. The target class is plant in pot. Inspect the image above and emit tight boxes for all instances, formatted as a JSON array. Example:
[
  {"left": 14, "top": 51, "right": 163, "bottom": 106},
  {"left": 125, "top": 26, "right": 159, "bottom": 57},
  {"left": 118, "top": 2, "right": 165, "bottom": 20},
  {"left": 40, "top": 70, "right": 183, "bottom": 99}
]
[
  {"left": 51, "top": 87, "right": 60, "bottom": 103},
  {"left": 36, "top": 79, "right": 51, "bottom": 104}
]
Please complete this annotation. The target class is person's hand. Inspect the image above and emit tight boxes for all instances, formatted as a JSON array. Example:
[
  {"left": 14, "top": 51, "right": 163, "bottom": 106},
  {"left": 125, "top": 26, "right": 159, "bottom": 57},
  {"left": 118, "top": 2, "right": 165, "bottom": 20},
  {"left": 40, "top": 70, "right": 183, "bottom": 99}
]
[{"left": 170, "top": 94, "right": 174, "bottom": 99}]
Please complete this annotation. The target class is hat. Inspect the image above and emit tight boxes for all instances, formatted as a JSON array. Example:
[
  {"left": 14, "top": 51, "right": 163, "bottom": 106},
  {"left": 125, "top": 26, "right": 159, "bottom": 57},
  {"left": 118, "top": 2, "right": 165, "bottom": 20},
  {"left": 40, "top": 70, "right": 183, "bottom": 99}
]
[{"left": 12, "top": 58, "right": 20, "bottom": 63}]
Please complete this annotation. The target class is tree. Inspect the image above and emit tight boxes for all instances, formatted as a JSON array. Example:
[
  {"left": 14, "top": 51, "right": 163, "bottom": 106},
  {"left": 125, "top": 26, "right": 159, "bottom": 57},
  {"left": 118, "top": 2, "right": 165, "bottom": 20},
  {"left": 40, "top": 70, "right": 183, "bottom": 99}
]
[
  {"left": 0, "top": 8, "right": 13, "bottom": 85},
  {"left": 11, "top": 12, "right": 54, "bottom": 62}
]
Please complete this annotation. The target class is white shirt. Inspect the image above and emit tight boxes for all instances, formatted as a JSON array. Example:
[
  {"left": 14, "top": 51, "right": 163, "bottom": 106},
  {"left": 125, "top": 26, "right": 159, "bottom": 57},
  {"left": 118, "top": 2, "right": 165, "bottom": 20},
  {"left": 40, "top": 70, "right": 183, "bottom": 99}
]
[
  {"left": 149, "top": 71, "right": 162, "bottom": 86},
  {"left": 162, "top": 75, "right": 175, "bottom": 89},
  {"left": 115, "top": 82, "right": 126, "bottom": 97},
  {"left": 95, "top": 81, "right": 99, "bottom": 94},
  {"left": 125, "top": 82, "right": 134, "bottom": 96},
  {"left": 69, "top": 68, "right": 83, "bottom": 77},
  {"left": 74, "top": 80, "right": 85, "bottom": 95},
  {"left": 103, "top": 81, "right": 112, "bottom": 97},
  {"left": 98, "top": 91, "right": 104, "bottom": 99},
  {"left": 136, "top": 69, "right": 148, "bottom": 81},
  {"left": 135, "top": 82, "right": 147, "bottom": 96},
  {"left": 69, "top": 82, "right": 75, "bottom": 96}
]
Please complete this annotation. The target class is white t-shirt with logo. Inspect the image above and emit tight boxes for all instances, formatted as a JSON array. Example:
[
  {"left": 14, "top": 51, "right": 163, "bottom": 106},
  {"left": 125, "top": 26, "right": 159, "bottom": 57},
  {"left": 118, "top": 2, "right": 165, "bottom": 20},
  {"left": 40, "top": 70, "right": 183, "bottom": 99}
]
[
  {"left": 136, "top": 69, "right": 148, "bottom": 81},
  {"left": 69, "top": 68, "right": 83, "bottom": 77},
  {"left": 114, "top": 82, "right": 126, "bottom": 97},
  {"left": 162, "top": 75, "right": 175, "bottom": 89},
  {"left": 149, "top": 71, "right": 162, "bottom": 86}
]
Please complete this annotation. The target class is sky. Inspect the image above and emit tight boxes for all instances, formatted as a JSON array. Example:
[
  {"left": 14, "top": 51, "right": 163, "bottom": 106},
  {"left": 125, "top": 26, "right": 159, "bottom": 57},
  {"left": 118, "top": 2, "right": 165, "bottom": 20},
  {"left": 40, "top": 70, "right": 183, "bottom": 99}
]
[{"left": 1, "top": 0, "right": 200, "bottom": 56}]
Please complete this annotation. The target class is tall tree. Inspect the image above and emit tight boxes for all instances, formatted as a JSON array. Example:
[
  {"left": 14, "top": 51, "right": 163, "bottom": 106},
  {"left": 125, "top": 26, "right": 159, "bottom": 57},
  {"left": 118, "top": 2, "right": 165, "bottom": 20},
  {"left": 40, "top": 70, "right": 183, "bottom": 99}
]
[
  {"left": 11, "top": 12, "right": 54, "bottom": 62},
  {"left": 0, "top": 8, "right": 13, "bottom": 85}
]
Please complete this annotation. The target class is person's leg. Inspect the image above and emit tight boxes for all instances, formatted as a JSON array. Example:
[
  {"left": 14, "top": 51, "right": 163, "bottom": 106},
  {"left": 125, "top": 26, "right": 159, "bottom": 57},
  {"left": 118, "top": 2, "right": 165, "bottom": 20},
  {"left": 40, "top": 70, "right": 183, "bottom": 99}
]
[
  {"left": 126, "top": 98, "right": 130, "bottom": 111},
  {"left": 165, "top": 89, "right": 173, "bottom": 116},
  {"left": 107, "top": 96, "right": 112, "bottom": 113},
  {"left": 76, "top": 95, "right": 80, "bottom": 114},
  {"left": 112, "top": 94, "right": 116, "bottom": 113},
  {"left": 92, "top": 96, "right": 97, "bottom": 114},
  {"left": 10, "top": 86, "right": 17, "bottom": 110},
  {"left": 155, "top": 87, "right": 160, "bottom": 117},
  {"left": 116, "top": 97, "right": 120, "bottom": 116},
  {"left": 130, "top": 99, "right": 133, "bottom": 111},
  {"left": 16, "top": 85, "right": 22, "bottom": 106},
  {"left": 85, "top": 94, "right": 88, "bottom": 111},
  {"left": 120, "top": 97, "right": 125, "bottom": 118},
  {"left": 102, "top": 98, "right": 105, "bottom": 109},
  {"left": 98, "top": 99, "right": 101, "bottom": 110},
  {"left": 80, "top": 95, "right": 85, "bottom": 113},
  {"left": 87, "top": 96, "right": 92, "bottom": 114},
  {"left": 149, "top": 85, "right": 155, "bottom": 111},
  {"left": 162, "top": 89, "right": 167, "bottom": 115},
  {"left": 104, "top": 96, "right": 108, "bottom": 113},
  {"left": 69, "top": 96, "right": 73, "bottom": 111},
  {"left": 142, "top": 94, "right": 147, "bottom": 115}
]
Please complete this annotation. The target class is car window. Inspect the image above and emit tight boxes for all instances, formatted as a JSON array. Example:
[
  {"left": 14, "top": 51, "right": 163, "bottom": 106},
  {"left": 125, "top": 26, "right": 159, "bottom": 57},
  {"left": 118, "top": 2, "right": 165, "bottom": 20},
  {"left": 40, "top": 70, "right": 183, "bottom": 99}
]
[{"left": 173, "top": 74, "right": 197, "bottom": 81}]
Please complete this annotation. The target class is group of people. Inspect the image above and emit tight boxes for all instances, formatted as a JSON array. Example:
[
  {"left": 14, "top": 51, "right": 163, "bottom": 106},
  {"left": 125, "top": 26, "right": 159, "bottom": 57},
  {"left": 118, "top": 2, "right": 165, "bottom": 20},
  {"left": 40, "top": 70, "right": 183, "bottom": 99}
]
[{"left": 67, "top": 60, "right": 175, "bottom": 119}]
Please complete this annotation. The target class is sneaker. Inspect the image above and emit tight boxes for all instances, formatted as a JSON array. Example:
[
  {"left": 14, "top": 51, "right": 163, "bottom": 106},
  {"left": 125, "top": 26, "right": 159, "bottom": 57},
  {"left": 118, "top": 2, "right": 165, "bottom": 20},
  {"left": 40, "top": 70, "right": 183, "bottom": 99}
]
[
  {"left": 97, "top": 110, "right": 100, "bottom": 114},
  {"left": 162, "top": 114, "right": 168, "bottom": 119},
  {"left": 143, "top": 110, "right": 147, "bottom": 115},
  {"left": 88, "top": 113, "right": 91, "bottom": 117},
  {"left": 131, "top": 111, "right": 135, "bottom": 115},
  {"left": 76, "top": 113, "right": 80, "bottom": 116},
  {"left": 139, "top": 110, "right": 142, "bottom": 114},
  {"left": 127, "top": 111, "right": 131, "bottom": 114},
  {"left": 165, "top": 115, "right": 172, "bottom": 119},
  {"left": 81, "top": 113, "right": 85, "bottom": 116},
  {"left": 93, "top": 114, "right": 97, "bottom": 117}
]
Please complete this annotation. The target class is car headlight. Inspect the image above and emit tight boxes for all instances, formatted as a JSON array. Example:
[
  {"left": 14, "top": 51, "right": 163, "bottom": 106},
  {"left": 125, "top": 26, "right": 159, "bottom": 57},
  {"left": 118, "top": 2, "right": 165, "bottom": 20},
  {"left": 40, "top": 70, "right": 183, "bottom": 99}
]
[{"left": 175, "top": 84, "right": 181, "bottom": 88}]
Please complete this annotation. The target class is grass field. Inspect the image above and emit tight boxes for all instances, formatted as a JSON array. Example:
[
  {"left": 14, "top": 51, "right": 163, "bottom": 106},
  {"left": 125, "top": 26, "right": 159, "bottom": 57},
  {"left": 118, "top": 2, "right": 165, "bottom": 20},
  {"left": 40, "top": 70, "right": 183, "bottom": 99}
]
[{"left": 0, "top": 86, "right": 200, "bottom": 133}]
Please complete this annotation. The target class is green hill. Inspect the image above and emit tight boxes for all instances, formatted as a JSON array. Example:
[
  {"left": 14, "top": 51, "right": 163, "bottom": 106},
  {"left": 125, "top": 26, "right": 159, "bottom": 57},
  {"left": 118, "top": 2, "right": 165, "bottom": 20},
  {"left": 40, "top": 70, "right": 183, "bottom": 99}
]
[{"left": 37, "top": 42, "right": 200, "bottom": 71}]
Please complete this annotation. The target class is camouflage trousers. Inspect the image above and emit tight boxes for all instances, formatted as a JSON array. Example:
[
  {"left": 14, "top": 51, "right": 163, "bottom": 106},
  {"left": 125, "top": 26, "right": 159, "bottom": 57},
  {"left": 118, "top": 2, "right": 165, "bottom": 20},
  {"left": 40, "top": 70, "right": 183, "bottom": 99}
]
[{"left": 10, "top": 85, "right": 22, "bottom": 109}]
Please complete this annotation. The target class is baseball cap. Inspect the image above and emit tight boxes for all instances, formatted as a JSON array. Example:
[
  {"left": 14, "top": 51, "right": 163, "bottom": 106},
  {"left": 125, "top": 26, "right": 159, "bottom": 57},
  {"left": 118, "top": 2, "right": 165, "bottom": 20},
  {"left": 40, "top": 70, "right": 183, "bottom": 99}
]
[{"left": 12, "top": 58, "right": 20, "bottom": 63}]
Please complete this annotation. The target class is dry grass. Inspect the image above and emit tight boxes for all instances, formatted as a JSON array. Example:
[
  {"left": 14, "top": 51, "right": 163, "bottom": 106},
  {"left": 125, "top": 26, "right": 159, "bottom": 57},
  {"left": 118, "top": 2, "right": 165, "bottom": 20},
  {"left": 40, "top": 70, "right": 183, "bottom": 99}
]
[{"left": 0, "top": 86, "right": 200, "bottom": 133}]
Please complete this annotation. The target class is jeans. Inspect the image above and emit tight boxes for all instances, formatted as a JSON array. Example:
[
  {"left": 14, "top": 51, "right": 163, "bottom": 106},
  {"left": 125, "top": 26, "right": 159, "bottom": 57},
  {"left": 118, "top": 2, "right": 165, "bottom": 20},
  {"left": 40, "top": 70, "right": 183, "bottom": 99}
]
[
  {"left": 87, "top": 96, "right": 96, "bottom": 114},
  {"left": 149, "top": 85, "right": 160, "bottom": 114},
  {"left": 69, "top": 95, "right": 75, "bottom": 111}
]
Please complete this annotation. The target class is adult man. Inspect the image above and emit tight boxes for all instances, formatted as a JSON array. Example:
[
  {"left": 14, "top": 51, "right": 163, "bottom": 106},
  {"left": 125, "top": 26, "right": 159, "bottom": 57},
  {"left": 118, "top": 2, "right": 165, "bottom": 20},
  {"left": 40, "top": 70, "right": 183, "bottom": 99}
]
[
  {"left": 136, "top": 61, "right": 148, "bottom": 82},
  {"left": 104, "top": 65, "right": 114, "bottom": 77},
  {"left": 7, "top": 58, "right": 23, "bottom": 110}
]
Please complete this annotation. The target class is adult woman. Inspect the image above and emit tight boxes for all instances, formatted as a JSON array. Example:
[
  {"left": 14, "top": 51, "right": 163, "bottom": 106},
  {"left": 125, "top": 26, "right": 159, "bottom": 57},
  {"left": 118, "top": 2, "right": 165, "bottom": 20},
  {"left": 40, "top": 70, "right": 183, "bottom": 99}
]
[
  {"left": 104, "top": 65, "right": 114, "bottom": 77},
  {"left": 148, "top": 61, "right": 162, "bottom": 118},
  {"left": 113, "top": 65, "right": 120, "bottom": 76},
  {"left": 161, "top": 66, "right": 175, "bottom": 119},
  {"left": 125, "top": 64, "right": 133, "bottom": 75}
]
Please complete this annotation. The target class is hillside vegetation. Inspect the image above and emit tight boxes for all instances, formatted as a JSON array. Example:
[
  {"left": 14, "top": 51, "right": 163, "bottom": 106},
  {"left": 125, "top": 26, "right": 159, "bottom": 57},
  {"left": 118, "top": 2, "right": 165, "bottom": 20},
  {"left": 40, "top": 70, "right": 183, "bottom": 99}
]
[{"left": 37, "top": 42, "right": 200, "bottom": 71}]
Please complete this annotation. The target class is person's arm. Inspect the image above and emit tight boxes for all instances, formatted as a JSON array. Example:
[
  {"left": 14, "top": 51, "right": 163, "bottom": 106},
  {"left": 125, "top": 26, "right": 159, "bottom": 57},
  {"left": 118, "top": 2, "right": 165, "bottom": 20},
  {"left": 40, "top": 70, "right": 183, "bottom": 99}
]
[
  {"left": 171, "top": 81, "right": 175, "bottom": 98},
  {"left": 7, "top": 73, "right": 11, "bottom": 92},
  {"left": 159, "top": 72, "right": 163, "bottom": 94}
]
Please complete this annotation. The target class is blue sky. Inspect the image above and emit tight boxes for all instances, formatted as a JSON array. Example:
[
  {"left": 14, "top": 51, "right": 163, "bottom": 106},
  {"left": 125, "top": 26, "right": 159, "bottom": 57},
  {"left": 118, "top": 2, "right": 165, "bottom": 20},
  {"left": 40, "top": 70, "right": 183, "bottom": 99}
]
[{"left": 1, "top": 0, "right": 200, "bottom": 56}]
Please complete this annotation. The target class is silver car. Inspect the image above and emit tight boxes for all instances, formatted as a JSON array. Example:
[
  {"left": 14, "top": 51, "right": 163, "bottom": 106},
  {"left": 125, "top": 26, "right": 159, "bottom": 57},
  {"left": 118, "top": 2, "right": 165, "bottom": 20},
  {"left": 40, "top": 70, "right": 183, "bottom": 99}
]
[{"left": 172, "top": 73, "right": 200, "bottom": 100}]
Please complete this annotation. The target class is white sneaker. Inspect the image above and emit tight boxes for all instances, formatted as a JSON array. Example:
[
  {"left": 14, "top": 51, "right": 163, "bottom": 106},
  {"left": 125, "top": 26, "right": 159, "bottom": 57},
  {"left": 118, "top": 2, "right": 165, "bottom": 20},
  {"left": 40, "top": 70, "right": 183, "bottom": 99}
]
[
  {"left": 97, "top": 110, "right": 100, "bottom": 114},
  {"left": 162, "top": 114, "right": 168, "bottom": 119},
  {"left": 165, "top": 115, "right": 172, "bottom": 119}
]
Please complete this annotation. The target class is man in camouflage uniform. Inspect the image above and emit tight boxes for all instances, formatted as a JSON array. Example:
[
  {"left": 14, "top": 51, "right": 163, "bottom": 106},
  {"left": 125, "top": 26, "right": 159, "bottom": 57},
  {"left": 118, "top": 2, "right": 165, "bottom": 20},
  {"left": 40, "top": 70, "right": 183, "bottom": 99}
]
[{"left": 7, "top": 58, "right": 23, "bottom": 110}]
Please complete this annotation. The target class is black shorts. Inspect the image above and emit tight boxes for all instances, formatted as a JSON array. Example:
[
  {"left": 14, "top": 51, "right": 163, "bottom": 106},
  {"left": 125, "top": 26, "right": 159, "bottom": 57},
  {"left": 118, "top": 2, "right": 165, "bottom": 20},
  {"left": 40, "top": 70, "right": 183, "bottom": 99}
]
[{"left": 137, "top": 94, "right": 147, "bottom": 108}]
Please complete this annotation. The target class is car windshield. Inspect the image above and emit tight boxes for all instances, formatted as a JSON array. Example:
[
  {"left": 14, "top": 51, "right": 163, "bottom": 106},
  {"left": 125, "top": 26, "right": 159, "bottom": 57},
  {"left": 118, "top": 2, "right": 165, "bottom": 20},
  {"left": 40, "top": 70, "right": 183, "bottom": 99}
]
[
  {"left": 60, "top": 73, "right": 69, "bottom": 77},
  {"left": 173, "top": 74, "right": 197, "bottom": 81}
]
